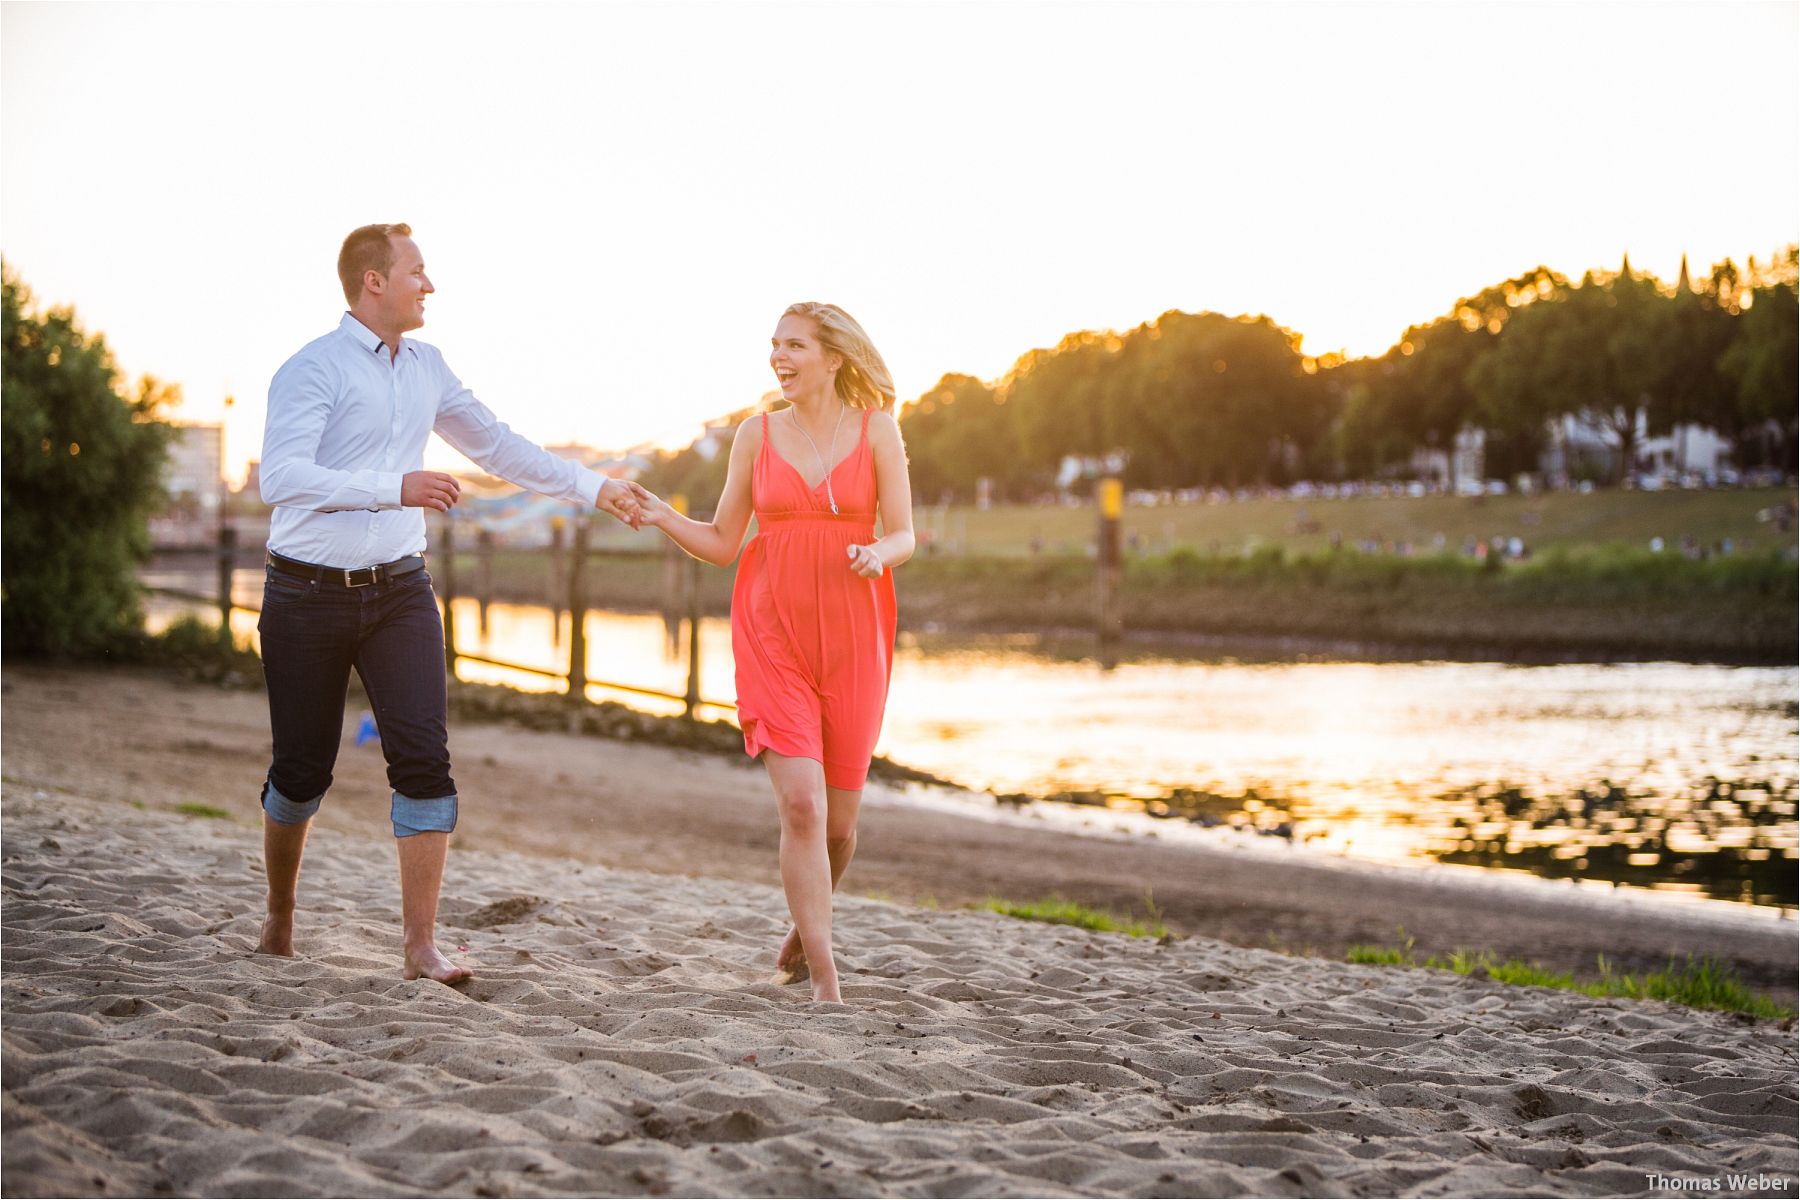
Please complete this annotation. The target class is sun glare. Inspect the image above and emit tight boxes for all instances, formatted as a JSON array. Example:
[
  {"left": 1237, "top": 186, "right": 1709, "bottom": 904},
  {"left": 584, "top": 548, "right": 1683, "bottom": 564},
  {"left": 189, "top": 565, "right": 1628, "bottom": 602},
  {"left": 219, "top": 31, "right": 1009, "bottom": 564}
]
[{"left": 2, "top": 2, "right": 1794, "bottom": 467}]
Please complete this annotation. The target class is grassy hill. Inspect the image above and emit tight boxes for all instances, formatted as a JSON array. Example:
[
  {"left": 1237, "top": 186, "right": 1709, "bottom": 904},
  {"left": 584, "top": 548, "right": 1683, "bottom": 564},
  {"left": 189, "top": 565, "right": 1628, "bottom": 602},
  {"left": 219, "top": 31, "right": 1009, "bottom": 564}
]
[{"left": 913, "top": 486, "right": 1798, "bottom": 559}]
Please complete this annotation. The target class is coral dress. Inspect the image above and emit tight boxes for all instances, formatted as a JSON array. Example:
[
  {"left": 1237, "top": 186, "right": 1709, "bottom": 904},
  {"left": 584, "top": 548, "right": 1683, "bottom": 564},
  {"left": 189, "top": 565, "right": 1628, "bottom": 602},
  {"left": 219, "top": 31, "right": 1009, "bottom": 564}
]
[{"left": 732, "top": 409, "right": 897, "bottom": 790}]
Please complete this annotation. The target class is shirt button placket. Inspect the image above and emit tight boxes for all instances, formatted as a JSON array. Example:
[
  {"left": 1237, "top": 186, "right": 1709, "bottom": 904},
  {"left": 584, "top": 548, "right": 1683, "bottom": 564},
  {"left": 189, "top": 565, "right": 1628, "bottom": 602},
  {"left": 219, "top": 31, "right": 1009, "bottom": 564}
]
[
  {"left": 389, "top": 357, "right": 405, "bottom": 458},
  {"left": 377, "top": 357, "right": 404, "bottom": 556}
]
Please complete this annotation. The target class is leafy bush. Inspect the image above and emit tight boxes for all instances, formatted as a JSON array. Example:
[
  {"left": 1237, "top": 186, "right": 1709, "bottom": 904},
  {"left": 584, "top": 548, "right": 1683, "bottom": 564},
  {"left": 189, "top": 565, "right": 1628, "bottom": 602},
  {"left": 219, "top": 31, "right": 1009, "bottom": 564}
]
[
  {"left": 110, "top": 615, "right": 262, "bottom": 686},
  {"left": 2, "top": 265, "right": 175, "bottom": 656}
]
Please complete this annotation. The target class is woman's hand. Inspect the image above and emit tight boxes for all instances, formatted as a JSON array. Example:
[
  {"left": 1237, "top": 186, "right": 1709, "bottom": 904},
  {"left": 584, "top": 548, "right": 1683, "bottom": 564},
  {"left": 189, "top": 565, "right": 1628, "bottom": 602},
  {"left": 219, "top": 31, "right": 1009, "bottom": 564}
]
[
  {"left": 629, "top": 483, "right": 674, "bottom": 530},
  {"left": 595, "top": 478, "right": 642, "bottom": 527},
  {"left": 846, "top": 543, "right": 885, "bottom": 578}
]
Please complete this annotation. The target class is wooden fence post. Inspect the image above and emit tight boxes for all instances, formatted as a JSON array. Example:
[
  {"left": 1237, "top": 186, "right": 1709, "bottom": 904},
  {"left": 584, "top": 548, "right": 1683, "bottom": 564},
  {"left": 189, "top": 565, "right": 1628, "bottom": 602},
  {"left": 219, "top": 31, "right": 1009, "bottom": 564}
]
[
  {"left": 683, "top": 556, "right": 702, "bottom": 720},
  {"left": 662, "top": 521, "right": 684, "bottom": 651},
  {"left": 476, "top": 527, "right": 495, "bottom": 637},
  {"left": 438, "top": 516, "right": 459, "bottom": 673},
  {"left": 548, "top": 516, "right": 566, "bottom": 649},
  {"left": 567, "top": 514, "right": 589, "bottom": 706},
  {"left": 1096, "top": 476, "right": 1123, "bottom": 645},
  {"left": 217, "top": 525, "right": 238, "bottom": 648}
]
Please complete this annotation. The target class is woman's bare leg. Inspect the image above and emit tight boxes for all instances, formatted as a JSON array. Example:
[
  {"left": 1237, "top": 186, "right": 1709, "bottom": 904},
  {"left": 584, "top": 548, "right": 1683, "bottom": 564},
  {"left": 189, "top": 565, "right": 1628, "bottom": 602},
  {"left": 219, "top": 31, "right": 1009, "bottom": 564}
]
[
  {"left": 762, "top": 751, "right": 843, "bottom": 1002},
  {"left": 776, "top": 784, "right": 862, "bottom": 982}
]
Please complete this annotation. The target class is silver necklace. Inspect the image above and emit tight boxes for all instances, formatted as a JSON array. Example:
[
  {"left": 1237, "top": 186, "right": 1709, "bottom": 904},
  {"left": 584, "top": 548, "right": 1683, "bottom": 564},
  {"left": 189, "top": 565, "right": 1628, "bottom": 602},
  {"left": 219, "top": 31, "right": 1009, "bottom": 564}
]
[{"left": 791, "top": 405, "right": 846, "bottom": 514}]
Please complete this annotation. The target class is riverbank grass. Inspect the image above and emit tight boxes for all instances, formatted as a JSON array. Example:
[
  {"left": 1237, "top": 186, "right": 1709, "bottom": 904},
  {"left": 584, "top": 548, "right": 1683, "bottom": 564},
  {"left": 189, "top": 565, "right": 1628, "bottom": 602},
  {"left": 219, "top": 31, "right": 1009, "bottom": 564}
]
[
  {"left": 985, "top": 896, "right": 1170, "bottom": 940},
  {"left": 1348, "top": 935, "right": 1794, "bottom": 1020}
]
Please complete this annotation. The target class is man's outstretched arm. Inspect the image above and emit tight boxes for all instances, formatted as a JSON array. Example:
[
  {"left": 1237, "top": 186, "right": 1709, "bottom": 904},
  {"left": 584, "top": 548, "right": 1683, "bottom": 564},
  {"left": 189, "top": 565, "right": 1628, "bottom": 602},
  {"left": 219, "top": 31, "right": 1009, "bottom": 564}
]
[{"left": 430, "top": 355, "right": 638, "bottom": 526}]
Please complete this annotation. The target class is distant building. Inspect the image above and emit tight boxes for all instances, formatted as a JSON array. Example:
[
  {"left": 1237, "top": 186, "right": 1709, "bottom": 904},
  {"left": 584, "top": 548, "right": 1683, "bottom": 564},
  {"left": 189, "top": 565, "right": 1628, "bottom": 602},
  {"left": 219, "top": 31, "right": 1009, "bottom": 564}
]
[
  {"left": 692, "top": 421, "right": 737, "bottom": 463},
  {"left": 544, "top": 441, "right": 608, "bottom": 465},
  {"left": 1540, "top": 413, "right": 1733, "bottom": 485},
  {"left": 593, "top": 453, "right": 652, "bottom": 479},
  {"left": 685, "top": 397, "right": 775, "bottom": 463},
  {"left": 161, "top": 423, "right": 223, "bottom": 518},
  {"left": 544, "top": 441, "right": 649, "bottom": 479},
  {"left": 147, "top": 423, "right": 225, "bottom": 547},
  {"left": 1409, "top": 428, "right": 1486, "bottom": 493},
  {"left": 1640, "top": 424, "right": 1732, "bottom": 479}
]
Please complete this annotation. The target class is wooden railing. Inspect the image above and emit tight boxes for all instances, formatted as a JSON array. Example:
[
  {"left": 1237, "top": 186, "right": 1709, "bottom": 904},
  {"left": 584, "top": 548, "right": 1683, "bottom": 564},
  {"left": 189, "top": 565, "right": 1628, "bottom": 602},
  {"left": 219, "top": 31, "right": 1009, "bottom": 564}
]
[{"left": 143, "top": 517, "right": 735, "bottom": 719}]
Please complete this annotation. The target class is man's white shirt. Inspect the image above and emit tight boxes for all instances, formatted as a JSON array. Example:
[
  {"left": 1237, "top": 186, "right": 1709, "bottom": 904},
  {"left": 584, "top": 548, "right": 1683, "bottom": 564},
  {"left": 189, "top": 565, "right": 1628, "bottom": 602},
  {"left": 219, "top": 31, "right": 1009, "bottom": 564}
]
[{"left": 261, "top": 313, "right": 601, "bottom": 567}]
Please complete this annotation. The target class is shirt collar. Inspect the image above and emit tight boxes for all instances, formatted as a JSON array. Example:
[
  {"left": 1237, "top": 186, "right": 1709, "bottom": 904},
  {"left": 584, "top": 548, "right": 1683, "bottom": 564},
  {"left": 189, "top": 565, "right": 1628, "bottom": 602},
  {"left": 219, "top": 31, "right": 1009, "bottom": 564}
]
[{"left": 338, "top": 312, "right": 416, "bottom": 361}]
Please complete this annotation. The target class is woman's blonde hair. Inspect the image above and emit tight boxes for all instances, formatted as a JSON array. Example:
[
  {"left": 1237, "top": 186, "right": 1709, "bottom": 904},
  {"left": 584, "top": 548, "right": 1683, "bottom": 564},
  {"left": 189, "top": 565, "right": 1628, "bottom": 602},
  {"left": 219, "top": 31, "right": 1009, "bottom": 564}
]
[{"left": 784, "top": 302, "right": 896, "bottom": 411}]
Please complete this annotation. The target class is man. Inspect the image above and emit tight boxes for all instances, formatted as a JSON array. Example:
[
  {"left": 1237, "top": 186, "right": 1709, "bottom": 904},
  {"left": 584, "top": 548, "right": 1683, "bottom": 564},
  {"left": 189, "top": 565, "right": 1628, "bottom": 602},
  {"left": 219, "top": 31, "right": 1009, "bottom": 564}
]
[{"left": 255, "top": 223, "right": 638, "bottom": 984}]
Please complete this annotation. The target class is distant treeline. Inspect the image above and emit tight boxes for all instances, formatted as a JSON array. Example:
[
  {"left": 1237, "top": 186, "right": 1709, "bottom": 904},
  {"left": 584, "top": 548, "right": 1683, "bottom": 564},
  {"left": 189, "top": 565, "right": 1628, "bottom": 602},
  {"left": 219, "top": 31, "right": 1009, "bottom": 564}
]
[{"left": 644, "top": 250, "right": 1797, "bottom": 507}]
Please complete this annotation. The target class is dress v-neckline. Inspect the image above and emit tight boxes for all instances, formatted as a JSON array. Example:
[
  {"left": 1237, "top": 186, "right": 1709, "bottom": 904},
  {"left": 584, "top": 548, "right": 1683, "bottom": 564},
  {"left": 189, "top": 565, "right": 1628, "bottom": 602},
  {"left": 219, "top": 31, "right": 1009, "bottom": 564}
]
[{"left": 765, "top": 412, "right": 861, "bottom": 492}]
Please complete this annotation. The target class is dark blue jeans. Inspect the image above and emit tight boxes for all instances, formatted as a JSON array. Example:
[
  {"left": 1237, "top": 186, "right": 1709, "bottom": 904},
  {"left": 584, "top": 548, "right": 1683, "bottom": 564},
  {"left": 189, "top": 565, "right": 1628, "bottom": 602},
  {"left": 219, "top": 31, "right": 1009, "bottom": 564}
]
[{"left": 257, "top": 563, "right": 458, "bottom": 837}]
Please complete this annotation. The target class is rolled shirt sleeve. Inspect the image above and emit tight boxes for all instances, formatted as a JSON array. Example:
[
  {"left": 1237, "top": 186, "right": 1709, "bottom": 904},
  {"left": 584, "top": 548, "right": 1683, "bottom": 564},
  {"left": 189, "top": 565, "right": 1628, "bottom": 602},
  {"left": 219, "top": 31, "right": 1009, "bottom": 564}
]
[{"left": 260, "top": 355, "right": 406, "bottom": 511}]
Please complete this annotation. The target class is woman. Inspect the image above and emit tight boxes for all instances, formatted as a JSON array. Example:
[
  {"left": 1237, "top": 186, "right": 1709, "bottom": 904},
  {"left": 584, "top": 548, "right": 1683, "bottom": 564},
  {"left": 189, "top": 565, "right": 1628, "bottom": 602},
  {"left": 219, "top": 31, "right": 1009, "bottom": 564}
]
[{"left": 633, "top": 302, "right": 914, "bottom": 1004}]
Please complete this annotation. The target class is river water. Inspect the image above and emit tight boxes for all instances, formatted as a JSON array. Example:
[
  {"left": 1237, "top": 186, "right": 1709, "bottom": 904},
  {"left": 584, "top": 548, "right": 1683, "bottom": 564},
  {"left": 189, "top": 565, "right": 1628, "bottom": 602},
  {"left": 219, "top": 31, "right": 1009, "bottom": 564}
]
[{"left": 147, "top": 571, "right": 1798, "bottom": 910}]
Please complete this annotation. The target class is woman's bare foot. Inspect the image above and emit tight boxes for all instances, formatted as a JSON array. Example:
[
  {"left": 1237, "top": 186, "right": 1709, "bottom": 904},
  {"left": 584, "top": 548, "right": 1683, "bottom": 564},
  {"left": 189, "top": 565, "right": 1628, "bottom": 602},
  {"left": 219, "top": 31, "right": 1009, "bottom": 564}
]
[
  {"left": 402, "top": 944, "right": 472, "bottom": 985},
  {"left": 771, "top": 926, "right": 810, "bottom": 985},
  {"left": 255, "top": 909, "right": 295, "bottom": 957},
  {"left": 809, "top": 965, "right": 842, "bottom": 1004}
]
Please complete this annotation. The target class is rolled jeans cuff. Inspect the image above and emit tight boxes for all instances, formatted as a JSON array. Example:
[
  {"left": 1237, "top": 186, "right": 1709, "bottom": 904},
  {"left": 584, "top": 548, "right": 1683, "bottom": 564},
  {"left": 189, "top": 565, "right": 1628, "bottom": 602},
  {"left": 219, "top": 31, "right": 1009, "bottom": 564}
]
[
  {"left": 262, "top": 780, "right": 322, "bottom": 826},
  {"left": 392, "top": 792, "right": 458, "bottom": 838}
]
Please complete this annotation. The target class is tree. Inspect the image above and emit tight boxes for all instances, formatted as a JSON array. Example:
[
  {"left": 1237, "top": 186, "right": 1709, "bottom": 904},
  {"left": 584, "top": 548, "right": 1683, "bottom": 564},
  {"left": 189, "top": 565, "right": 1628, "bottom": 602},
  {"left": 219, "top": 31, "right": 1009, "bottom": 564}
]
[
  {"left": 1, "top": 264, "right": 174, "bottom": 656},
  {"left": 1719, "top": 275, "right": 1799, "bottom": 470},
  {"left": 1326, "top": 356, "right": 1414, "bottom": 479},
  {"left": 1003, "top": 331, "right": 1120, "bottom": 489},
  {"left": 898, "top": 373, "right": 1016, "bottom": 503},
  {"left": 1106, "top": 311, "right": 1321, "bottom": 490},
  {"left": 1472, "top": 263, "right": 1676, "bottom": 484},
  {"left": 1653, "top": 259, "right": 1738, "bottom": 439},
  {"left": 1467, "top": 298, "right": 1563, "bottom": 479},
  {"left": 1381, "top": 267, "right": 1567, "bottom": 488}
]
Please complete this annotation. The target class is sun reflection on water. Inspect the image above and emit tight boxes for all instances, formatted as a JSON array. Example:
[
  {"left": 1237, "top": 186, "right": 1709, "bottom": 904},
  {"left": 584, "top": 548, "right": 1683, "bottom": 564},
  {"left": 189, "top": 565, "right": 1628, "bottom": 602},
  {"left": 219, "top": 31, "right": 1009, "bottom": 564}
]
[{"left": 145, "top": 581, "right": 1797, "bottom": 905}]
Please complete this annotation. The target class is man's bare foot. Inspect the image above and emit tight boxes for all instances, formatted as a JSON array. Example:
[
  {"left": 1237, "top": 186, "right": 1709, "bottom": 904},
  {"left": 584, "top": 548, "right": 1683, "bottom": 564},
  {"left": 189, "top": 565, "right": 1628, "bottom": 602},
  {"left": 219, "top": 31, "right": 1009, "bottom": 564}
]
[
  {"left": 402, "top": 944, "right": 472, "bottom": 985},
  {"left": 771, "top": 926, "right": 809, "bottom": 986},
  {"left": 255, "top": 910, "right": 295, "bottom": 957}
]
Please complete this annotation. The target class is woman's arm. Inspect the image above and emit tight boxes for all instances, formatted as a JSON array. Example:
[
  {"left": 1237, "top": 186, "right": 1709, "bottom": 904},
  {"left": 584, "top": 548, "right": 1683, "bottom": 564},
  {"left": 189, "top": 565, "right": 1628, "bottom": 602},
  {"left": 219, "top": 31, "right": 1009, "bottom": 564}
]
[
  {"left": 636, "top": 417, "right": 759, "bottom": 567},
  {"left": 848, "top": 409, "right": 916, "bottom": 578}
]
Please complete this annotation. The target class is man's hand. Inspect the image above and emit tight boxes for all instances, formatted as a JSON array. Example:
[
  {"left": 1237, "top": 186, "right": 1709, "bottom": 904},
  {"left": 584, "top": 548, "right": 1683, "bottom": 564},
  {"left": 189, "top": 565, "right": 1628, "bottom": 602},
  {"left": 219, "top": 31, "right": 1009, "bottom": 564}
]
[
  {"left": 401, "top": 471, "right": 462, "bottom": 512},
  {"left": 595, "top": 477, "right": 643, "bottom": 528}
]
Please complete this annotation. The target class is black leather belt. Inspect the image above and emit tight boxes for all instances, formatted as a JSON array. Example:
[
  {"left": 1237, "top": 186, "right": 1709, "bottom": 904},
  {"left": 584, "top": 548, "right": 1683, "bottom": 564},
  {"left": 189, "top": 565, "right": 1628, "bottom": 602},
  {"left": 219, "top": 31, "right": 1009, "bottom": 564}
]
[{"left": 266, "top": 550, "right": 426, "bottom": 588}]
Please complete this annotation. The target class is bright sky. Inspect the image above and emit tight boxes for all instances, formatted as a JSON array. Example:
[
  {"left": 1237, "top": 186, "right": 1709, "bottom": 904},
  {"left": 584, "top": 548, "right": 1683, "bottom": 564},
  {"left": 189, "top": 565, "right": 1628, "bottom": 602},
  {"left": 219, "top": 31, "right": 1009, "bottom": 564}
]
[{"left": 4, "top": 1, "right": 1795, "bottom": 482}]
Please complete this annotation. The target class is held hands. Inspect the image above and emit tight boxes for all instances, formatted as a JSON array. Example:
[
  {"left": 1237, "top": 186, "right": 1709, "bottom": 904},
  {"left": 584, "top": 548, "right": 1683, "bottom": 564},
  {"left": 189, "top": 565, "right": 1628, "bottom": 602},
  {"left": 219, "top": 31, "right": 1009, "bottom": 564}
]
[
  {"left": 595, "top": 478, "right": 644, "bottom": 528},
  {"left": 401, "top": 471, "right": 462, "bottom": 512},
  {"left": 847, "top": 543, "right": 885, "bottom": 578},
  {"left": 596, "top": 480, "right": 677, "bottom": 532},
  {"left": 625, "top": 483, "right": 675, "bottom": 529}
]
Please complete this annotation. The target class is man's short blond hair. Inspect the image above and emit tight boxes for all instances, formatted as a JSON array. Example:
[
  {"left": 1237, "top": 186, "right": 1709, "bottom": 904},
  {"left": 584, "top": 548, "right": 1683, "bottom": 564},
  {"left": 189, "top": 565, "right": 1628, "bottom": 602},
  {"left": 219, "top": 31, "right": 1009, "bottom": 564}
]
[{"left": 337, "top": 223, "right": 413, "bottom": 304}]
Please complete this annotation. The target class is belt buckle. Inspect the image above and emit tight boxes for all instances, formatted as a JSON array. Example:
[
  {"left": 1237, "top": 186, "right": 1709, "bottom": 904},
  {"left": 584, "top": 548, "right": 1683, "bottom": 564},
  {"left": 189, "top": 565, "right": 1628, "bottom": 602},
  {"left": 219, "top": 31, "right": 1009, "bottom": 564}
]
[{"left": 344, "top": 566, "right": 377, "bottom": 588}]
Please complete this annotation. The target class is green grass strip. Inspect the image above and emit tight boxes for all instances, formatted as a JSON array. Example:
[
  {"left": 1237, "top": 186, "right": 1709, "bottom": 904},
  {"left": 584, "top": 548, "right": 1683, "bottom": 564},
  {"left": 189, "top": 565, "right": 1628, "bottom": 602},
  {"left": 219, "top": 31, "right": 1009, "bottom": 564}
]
[
  {"left": 1348, "top": 936, "right": 1793, "bottom": 1020},
  {"left": 985, "top": 897, "right": 1169, "bottom": 940},
  {"left": 174, "top": 802, "right": 231, "bottom": 820}
]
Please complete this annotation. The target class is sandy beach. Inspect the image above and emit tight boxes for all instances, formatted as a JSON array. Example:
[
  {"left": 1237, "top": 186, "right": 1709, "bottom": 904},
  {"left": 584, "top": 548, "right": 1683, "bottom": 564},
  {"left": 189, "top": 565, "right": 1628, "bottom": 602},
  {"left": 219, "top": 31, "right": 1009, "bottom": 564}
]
[
  {"left": 3, "top": 665, "right": 1797, "bottom": 1197},
  {"left": 3, "top": 666, "right": 1794, "bottom": 996}
]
